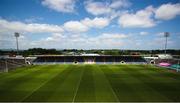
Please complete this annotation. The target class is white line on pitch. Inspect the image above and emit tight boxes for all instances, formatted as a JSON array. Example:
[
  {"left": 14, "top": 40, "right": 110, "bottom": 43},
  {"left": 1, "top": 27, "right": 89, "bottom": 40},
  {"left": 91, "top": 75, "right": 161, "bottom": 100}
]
[{"left": 72, "top": 66, "right": 84, "bottom": 102}]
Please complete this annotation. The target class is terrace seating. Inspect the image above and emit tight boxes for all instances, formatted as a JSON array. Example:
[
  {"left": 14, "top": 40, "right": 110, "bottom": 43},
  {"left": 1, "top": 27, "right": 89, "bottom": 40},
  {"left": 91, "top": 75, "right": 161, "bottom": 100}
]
[
  {"left": 104, "top": 56, "right": 114, "bottom": 62},
  {"left": 74, "top": 56, "right": 84, "bottom": 62},
  {"left": 33, "top": 56, "right": 147, "bottom": 64},
  {"left": 45, "top": 57, "right": 56, "bottom": 62},
  {"left": 95, "top": 56, "right": 105, "bottom": 62},
  {"left": 56, "top": 57, "right": 65, "bottom": 62},
  {"left": 64, "top": 56, "right": 74, "bottom": 63}
]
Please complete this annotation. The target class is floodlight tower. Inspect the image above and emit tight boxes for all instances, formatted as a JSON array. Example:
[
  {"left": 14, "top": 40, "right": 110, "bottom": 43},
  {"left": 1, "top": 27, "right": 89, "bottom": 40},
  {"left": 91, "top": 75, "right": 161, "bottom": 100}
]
[
  {"left": 164, "top": 32, "right": 170, "bottom": 55},
  {"left": 14, "top": 32, "right": 20, "bottom": 55}
]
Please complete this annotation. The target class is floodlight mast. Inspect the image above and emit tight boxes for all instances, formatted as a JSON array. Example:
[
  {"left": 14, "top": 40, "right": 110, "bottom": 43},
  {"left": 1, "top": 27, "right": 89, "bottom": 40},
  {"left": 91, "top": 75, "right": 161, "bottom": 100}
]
[
  {"left": 14, "top": 32, "right": 20, "bottom": 55},
  {"left": 164, "top": 32, "right": 170, "bottom": 55}
]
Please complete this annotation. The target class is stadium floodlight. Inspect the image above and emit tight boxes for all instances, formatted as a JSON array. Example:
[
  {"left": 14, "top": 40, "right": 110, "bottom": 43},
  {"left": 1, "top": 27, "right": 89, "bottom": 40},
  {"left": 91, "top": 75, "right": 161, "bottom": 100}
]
[
  {"left": 14, "top": 32, "right": 20, "bottom": 55},
  {"left": 164, "top": 32, "right": 170, "bottom": 55}
]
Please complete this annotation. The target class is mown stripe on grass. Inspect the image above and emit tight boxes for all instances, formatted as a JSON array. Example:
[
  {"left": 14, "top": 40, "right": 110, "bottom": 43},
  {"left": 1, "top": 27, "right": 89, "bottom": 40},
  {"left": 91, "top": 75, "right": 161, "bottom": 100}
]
[
  {"left": 128, "top": 65, "right": 180, "bottom": 83},
  {"left": 0, "top": 64, "right": 179, "bottom": 102},
  {"left": 22, "top": 65, "right": 72, "bottom": 102},
  {"left": 101, "top": 65, "right": 145, "bottom": 102},
  {"left": 47, "top": 65, "right": 84, "bottom": 102},
  {"left": 23, "top": 65, "right": 83, "bottom": 102},
  {"left": 114, "top": 65, "right": 170, "bottom": 102},
  {"left": 92, "top": 65, "right": 119, "bottom": 102},
  {"left": 141, "top": 65, "right": 180, "bottom": 81},
  {"left": 0, "top": 65, "right": 51, "bottom": 91},
  {"left": 72, "top": 65, "right": 84, "bottom": 102},
  {"left": 74, "top": 65, "right": 96, "bottom": 102},
  {"left": 0, "top": 65, "right": 65, "bottom": 102},
  {"left": 123, "top": 65, "right": 180, "bottom": 102},
  {"left": 0, "top": 65, "right": 40, "bottom": 81}
]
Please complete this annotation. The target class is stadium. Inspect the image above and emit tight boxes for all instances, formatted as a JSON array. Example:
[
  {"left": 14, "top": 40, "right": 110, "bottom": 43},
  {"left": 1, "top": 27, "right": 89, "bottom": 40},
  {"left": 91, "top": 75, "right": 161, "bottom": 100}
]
[
  {"left": 0, "top": 51, "right": 180, "bottom": 102},
  {"left": 0, "top": 0, "right": 180, "bottom": 102}
]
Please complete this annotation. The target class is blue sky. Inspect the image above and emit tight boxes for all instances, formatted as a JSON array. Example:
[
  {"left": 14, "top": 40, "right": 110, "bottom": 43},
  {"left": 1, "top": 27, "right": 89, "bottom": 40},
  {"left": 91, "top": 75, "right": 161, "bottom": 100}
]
[{"left": 0, "top": 0, "right": 180, "bottom": 50}]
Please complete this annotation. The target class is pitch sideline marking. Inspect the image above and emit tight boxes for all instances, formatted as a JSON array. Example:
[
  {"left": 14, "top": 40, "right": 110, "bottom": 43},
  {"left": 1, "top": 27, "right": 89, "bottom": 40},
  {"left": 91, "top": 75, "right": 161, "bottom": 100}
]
[{"left": 72, "top": 66, "right": 84, "bottom": 102}]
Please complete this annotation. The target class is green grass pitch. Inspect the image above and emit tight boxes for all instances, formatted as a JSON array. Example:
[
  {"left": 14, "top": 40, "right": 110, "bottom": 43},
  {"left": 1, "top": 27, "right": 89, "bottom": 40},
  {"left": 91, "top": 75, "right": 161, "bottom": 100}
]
[{"left": 0, "top": 64, "right": 180, "bottom": 102}]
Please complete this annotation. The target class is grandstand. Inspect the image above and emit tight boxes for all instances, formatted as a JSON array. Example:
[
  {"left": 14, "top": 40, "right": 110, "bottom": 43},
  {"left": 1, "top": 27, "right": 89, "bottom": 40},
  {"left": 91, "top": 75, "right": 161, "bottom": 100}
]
[
  {"left": 1, "top": 54, "right": 179, "bottom": 73},
  {"left": 33, "top": 55, "right": 147, "bottom": 64}
]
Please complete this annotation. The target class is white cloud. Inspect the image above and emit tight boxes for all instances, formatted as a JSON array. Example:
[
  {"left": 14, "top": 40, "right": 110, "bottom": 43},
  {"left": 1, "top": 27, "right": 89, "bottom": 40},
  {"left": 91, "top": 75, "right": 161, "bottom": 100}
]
[
  {"left": 0, "top": 19, "right": 64, "bottom": 33},
  {"left": 84, "top": 0, "right": 130, "bottom": 16},
  {"left": 87, "top": 33, "right": 128, "bottom": 48},
  {"left": 0, "top": 32, "right": 32, "bottom": 49},
  {"left": 42, "top": 0, "right": 77, "bottom": 13},
  {"left": 140, "top": 31, "right": 148, "bottom": 36},
  {"left": 85, "top": 1, "right": 112, "bottom": 16},
  {"left": 81, "top": 17, "right": 110, "bottom": 28},
  {"left": 35, "top": 33, "right": 66, "bottom": 48},
  {"left": 148, "top": 37, "right": 174, "bottom": 49},
  {"left": 63, "top": 21, "right": 88, "bottom": 32},
  {"left": 99, "top": 33, "right": 128, "bottom": 39},
  {"left": 22, "top": 33, "right": 129, "bottom": 49},
  {"left": 118, "top": 3, "right": 180, "bottom": 28},
  {"left": 118, "top": 6, "right": 156, "bottom": 28},
  {"left": 110, "top": 0, "right": 131, "bottom": 9},
  {"left": 63, "top": 17, "right": 110, "bottom": 32},
  {"left": 1, "top": 30, "right": 178, "bottom": 49},
  {"left": 45, "top": 33, "right": 65, "bottom": 41},
  {"left": 155, "top": 3, "right": 180, "bottom": 20},
  {"left": 0, "top": 19, "right": 65, "bottom": 49},
  {"left": 0, "top": 17, "right": 110, "bottom": 36}
]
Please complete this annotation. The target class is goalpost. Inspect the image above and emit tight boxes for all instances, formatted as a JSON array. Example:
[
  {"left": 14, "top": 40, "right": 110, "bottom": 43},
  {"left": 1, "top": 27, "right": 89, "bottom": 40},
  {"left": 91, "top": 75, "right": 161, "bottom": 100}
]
[{"left": 0, "top": 58, "right": 27, "bottom": 73}]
